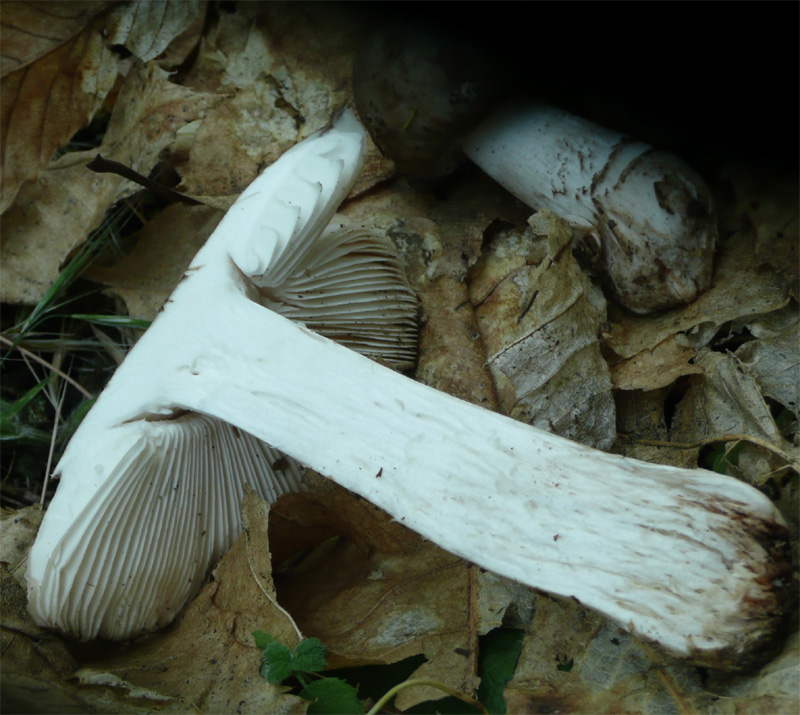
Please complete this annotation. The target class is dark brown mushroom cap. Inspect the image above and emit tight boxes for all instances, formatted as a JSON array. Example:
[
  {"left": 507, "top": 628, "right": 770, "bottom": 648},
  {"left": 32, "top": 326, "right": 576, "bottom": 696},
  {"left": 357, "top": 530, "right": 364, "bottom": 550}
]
[{"left": 353, "top": 24, "right": 509, "bottom": 180}]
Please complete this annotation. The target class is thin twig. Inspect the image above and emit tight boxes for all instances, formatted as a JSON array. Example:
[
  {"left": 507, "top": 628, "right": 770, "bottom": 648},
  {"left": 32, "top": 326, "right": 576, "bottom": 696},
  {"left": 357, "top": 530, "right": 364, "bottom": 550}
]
[
  {"left": 87, "top": 154, "right": 202, "bottom": 205},
  {"left": 0, "top": 335, "right": 93, "bottom": 399}
]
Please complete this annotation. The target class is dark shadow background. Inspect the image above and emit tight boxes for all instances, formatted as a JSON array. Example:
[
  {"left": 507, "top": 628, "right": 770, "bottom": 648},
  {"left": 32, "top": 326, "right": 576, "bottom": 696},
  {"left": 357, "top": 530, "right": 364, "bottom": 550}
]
[{"left": 357, "top": 2, "right": 798, "bottom": 174}]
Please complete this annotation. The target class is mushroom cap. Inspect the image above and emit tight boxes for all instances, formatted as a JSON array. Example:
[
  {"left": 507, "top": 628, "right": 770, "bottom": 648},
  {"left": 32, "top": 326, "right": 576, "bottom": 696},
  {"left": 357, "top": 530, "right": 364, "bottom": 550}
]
[
  {"left": 352, "top": 24, "right": 508, "bottom": 179},
  {"left": 26, "top": 414, "right": 305, "bottom": 639}
]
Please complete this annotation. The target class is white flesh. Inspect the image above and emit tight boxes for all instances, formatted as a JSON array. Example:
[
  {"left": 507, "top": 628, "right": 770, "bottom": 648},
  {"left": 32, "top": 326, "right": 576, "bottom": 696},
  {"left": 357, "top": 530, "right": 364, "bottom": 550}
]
[{"left": 27, "top": 112, "right": 787, "bottom": 667}]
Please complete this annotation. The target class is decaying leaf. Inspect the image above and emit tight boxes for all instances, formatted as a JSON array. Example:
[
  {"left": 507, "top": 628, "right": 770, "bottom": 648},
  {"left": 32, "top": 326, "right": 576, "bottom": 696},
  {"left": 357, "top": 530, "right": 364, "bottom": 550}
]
[
  {"left": 613, "top": 388, "right": 699, "bottom": 469},
  {"left": 415, "top": 275, "right": 500, "bottom": 409},
  {"left": 733, "top": 306, "right": 800, "bottom": 415},
  {"left": 176, "top": 80, "right": 298, "bottom": 200},
  {"left": 505, "top": 593, "right": 800, "bottom": 714},
  {"left": 0, "top": 505, "right": 43, "bottom": 586},
  {"left": 103, "top": 0, "right": 201, "bottom": 63},
  {"left": 269, "top": 474, "right": 480, "bottom": 710},
  {"left": 705, "top": 632, "right": 800, "bottom": 714},
  {"left": 469, "top": 210, "right": 615, "bottom": 448},
  {"left": 1, "top": 556, "right": 194, "bottom": 713},
  {"left": 680, "top": 349, "right": 783, "bottom": 444},
  {"left": 0, "top": 11, "right": 119, "bottom": 213},
  {"left": 667, "top": 348, "right": 800, "bottom": 488},
  {"left": 0, "top": 61, "right": 218, "bottom": 305},
  {"left": 79, "top": 491, "right": 307, "bottom": 714},
  {"left": 723, "top": 164, "right": 799, "bottom": 299},
  {"left": 0, "top": 1, "right": 111, "bottom": 77},
  {"left": 610, "top": 333, "right": 704, "bottom": 390},
  {"left": 605, "top": 226, "right": 792, "bottom": 360},
  {"left": 173, "top": 2, "right": 390, "bottom": 203}
]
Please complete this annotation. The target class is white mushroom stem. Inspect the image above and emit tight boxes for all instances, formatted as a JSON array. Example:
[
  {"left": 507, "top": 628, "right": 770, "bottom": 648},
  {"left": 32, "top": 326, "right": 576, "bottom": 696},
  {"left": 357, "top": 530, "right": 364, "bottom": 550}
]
[
  {"left": 27, "top": 112, "right": 789, "bottom": 668},
  {"left": 461, "top": 102, "right": 718, "bottom": 313}
]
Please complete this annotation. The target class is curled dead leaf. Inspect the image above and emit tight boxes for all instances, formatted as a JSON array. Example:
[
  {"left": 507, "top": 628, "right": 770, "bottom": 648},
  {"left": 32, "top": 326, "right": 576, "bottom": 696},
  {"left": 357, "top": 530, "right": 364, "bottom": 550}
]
[
  {"left": 0, "top": 12, "right": 119, "bottom": 213},
  {"left": 469, "top": 210, "right": 615, "bottom": 448}
]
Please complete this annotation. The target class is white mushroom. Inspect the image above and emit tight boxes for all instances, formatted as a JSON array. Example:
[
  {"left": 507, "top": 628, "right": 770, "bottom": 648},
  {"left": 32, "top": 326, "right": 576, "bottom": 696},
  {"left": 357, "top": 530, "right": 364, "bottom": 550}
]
[
  {"left": 352, "top": 26, "right": 717, "bottom": 314},
  {"left": 26, "top": 110, "right": 418, "bottom": 641},
  {"left": 27, "top": 111, "right": 791, "bottom": 670},
  {"left": 461, "top": 102, "right": 717, "bottom": 313}
]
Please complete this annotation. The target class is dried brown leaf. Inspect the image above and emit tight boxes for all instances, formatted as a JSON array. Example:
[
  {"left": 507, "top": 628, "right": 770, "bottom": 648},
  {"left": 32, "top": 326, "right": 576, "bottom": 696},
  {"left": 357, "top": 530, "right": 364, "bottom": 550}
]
[
  {"left": 416, "top": 276, "right": 500, "bottom": 409},
  {"left": 610, "top": 333, "right": 703, "bottom": 391},
  {"left": 174, "top": 3, "right": 391, "bottom": 203},
  {"left": 0, "top": 13, "right": 119, "bottom": 212},
  {"left": 254, "top": 4, "right": 367, "bottom": 136},
  {"left": 2, "top": 556, "right": 195, "bottom": 713},
  {"left": 676, "top": 349, "right": 782, "bottom": 444},
  {"left": 0, "top": 1, "right": 111, "bottom": 77},
  {"left": 734, "top": 306, "right": 800, "bottom": 414},
  {"left": 176, "top": 81, "right": 297, "bottom": 198},
  {"left": 605, "top": 228, "right": 792, "bottom": 360},
  {"left": 103, "top": 0, "right": 201, "bottom": 62},
  {"left": 724, "top": 165, "right": 799, "bottom": 299},
  {"left": 272, "top": 476, "right": 479, "bottom": 709},
  {"left": 504, "top": 594, "right": 734, "bottom": 714},
  {"left": 470, "top": 210, "right": 615, "bottom": 448},
  {"left": 1, "top": 61, "right": 218, "bottom": 305},
  {"left": 704, "top": 631, "right": 800, "bottom": 714},
  {"left": 0, "top": 505, "right": 43, "bottom": 586},
  {"left": 613, "top": 388, "right": 698, "bottom": 468}
]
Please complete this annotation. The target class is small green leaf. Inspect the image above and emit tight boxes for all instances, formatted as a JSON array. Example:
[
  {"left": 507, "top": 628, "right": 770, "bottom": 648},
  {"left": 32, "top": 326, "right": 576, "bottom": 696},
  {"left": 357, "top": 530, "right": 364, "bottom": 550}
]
[
  {"left": 300, "top": 677, "right": 363, "bottom": 715},
  {"left": 261, "top": 640, "right": 295, "bottom": 684},
  {"left": 252, "top": 630, "right": 273, "bottom": 650},
  {"left": 555, "top": 655, "right": 574, "bottom": 672},
  {"left": 292, "top": 637, "right": 328, "bottom": 673},
  {"left": 476, "top": 628, "right": 524, "bottom": 715}
]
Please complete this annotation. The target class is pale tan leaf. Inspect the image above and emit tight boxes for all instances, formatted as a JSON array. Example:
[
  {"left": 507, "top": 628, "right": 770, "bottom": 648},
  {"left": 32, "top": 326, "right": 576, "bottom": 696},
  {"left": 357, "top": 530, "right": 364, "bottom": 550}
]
[
  {"left": 104, "top": 0, "right": 201, "bottom": 62},
  {"left": 175, "top": 81, "right": 297, "bottom": 198},
  {"left": 1, "top": 61, "right": 218, "bottom": 305},
  {"left": 605, "top": 228, "right": 792, "bottom": 360},
  {"left": 611, "top": 333, "right": 703, "bottom": 390},
  {"left": 0, "top": 13, "right": 119, "bottom": 212},
  {"left": 0, "top": 1, "right": 111, "bottom": 77},
  {"left": 470, "top": 210, "right": 615, "bottom": 448}
]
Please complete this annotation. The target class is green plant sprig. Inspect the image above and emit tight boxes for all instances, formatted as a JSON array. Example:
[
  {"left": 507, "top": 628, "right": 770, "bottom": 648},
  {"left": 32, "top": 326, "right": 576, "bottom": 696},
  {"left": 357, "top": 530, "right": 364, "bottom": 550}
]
[
  {"left": 253, "top": 631, "right": 362, "bottom": 714},
  {"left": 253, "top": 632, "right": 491, "bottom": 715}
]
